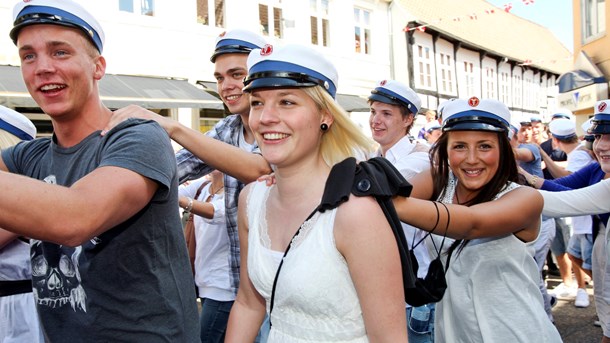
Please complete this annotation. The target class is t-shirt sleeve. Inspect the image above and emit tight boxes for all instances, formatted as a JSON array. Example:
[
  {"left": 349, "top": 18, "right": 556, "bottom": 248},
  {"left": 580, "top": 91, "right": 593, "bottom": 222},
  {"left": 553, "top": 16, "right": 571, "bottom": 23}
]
[
  {"left": 541, "top": 179, "right": 610, "bottom": 217},
  {"left": 100, "top": 119, "right": 176, "bottom": 192}
]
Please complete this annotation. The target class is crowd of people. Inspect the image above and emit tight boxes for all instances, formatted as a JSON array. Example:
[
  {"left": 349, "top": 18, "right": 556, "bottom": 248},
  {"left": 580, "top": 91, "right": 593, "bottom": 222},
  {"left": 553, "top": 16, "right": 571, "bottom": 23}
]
[{"left": 0, "top": 0, "right": 608, "bottom": 342}]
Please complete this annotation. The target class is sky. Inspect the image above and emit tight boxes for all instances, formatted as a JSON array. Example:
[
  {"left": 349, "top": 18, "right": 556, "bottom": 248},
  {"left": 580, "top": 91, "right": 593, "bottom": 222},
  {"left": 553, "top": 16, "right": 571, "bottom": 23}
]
[{"left": 486, "top": 0, "right": 574, "bottom": 52}]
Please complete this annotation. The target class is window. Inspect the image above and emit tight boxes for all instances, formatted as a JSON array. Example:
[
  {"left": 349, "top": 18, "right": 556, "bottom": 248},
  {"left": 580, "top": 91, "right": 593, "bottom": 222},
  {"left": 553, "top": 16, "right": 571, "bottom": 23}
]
[
  {"left": 416, "top": 45, "right": 433, "bottom": 89},
  {"left": 310, "top": 0, "right": 330, "bottom": 47},
  {"left": 483, "top": 66, "right": 496, "bottom": 99},
  {"left": 462, "top": 61, "right": 476, "bottom": 96},
  {"left": 354, "top": 7, "right": 371, "bottom": 54},
  {"left": 499, "top": 71, "right": 511, "bottom": 104},
  {"left": 197, "top": 0, "right": 225, "bottom": 27},
  {"left": 582, "top": 0, "right": 606, "bottom": 41},
  {"left": 438, "top": 52, "right": 454, "bottom": 93},
  {"left": 119, "top": 0, "right": 155, "bottom": 16},
  {"left": 513, "top": 73, "right": 522, "bottom": 108},
  {"left": 259, "top": 1, "right": 283, "bottom": 38}
]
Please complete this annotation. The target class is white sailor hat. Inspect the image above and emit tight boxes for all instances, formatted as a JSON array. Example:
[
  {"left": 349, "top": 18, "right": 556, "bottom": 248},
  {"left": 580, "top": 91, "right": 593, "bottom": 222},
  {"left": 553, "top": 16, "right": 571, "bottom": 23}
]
[
  {"left": 551, "top": 108, "right": 574, "bottom": 121},
  {"left": 441, "top": 97, "right": 510, "bottom": 132},
  {"left": 10, "top": 0, "right": 105, "bottom": 53},
  {"left": 590, "top": 100, "right": 610, "bottom": 134},
  {"left": 243, "top": 44, "right": 338, "bottom": 98},
  {"left": 0, "top": 105, "right": 36, "bottom": 141},
  {"left": 530, "top": 114, "right": 543, "bottom": 123},
  {"left": 509, "top": 120, "right": 521, "bottom": 139},
  {"left": 424, "top": 120, "right": 441, "bottom": 133},
  {"left": 210, "top": 29, "right": 267, "bottom": 62},
  {"left": 368, "top": 80, "right": 421, "bottom": 115},
  {"left": 549, "top": 118, "right": 577, "bottom": 140},
  {"left": 582, "top": 118, "right": 593, "bottom": 135}
]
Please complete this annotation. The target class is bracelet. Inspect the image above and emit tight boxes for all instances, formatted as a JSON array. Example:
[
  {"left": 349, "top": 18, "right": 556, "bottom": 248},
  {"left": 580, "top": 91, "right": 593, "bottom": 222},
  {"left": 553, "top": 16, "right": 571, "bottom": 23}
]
[
  {"left": 184, "top": 197, "right": 194, "bottom": 212},
  {"left": 529, "top": 175, "right": 539, "bottom": 188}
]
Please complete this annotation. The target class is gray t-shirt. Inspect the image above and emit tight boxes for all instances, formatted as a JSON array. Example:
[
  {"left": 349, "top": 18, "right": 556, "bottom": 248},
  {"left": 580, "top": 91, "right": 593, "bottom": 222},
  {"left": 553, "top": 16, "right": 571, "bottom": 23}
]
[{"left": 1, "top": 119, "right": 199, "bottom": 342}]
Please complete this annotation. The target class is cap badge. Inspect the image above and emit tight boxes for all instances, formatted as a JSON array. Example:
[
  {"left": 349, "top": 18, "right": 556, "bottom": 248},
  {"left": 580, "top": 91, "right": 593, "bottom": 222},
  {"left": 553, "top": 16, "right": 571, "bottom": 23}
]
[
  {"left": 261, "top": 44, "right": 273, "bottom": 56},
  {"left": 218, "top": 31, "right": 226, "bottom": 38},
  {"left": 380, "top": 80, "right": 387, "bottom": 86},
  {"left": 468, "top": 96, "right": 480, "bottom": 107},
  {"left": 599, "top": 102, "right": 607, "bottom": 112},
  {"left": 324, "top": 81, "right": 330, "bottom": 90}
]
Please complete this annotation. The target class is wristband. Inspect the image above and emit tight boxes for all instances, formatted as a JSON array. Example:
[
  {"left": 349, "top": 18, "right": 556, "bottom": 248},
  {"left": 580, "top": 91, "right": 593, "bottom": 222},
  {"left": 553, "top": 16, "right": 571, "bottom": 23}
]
[{"left": 185, "top": 197, "right": 194, "bottom": 212}]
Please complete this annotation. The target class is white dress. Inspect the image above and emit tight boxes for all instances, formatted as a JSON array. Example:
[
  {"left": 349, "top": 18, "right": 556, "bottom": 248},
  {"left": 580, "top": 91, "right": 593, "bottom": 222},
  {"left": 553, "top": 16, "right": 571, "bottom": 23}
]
[
  {"left": 435, "top": 175, "right": 562, "bottom": 343},
  {"left": 247, "top": 181, "right": 368, "bottom": 342}
]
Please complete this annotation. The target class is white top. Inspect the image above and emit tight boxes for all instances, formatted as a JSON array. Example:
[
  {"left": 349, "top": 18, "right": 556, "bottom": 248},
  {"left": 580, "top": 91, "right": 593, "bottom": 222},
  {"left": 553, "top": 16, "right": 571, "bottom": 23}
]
[
  {"left": 377, "top": 135, "right": 429, "bottom": 180},
  {"left": 566, "top": 148, "right": 594, "bottom": 235},
  {"left": 435, "top": 175, "right": 562, "bottom": 343},
  {"left": 179, "top": 178, "right": 233, "bottom": 301},
  {"left": 246, "top": 181, "right": 368, "bottom": 343}
]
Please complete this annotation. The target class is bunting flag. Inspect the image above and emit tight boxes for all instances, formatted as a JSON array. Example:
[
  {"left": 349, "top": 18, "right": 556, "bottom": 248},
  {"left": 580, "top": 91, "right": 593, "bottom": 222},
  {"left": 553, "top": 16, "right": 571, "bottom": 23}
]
[
  {"left": 523, "top": 0, "right": 535, "bottom": 5},
  {"left": 485, "top": 9, "right": 496, "bottom": 14},
  {"left": 468, "top": 13, "right": 478, "bottom": 20},
  {"left": 503, "top": 3, "right": 513, "bottom": 12}
]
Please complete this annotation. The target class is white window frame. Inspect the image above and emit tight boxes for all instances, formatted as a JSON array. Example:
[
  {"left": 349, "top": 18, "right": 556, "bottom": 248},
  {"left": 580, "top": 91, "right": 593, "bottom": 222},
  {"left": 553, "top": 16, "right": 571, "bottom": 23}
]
[
  {"left": 310, "top": 0, "right": 330, "bottom": 47},
  {"left": 499, "top": 69, "right": 511, "bottom": 105},
  {"left": 354, "top": 7, "right": 372, "bottom": 54},
  {"left": 259, "top": 0, "right": 284, "bottom": 38},
  {"left": 196, "top": 0, "right": 225, "bottom": 27},
  {"left": 119, "top": 0, "right": 155, "bottom": 16},
  {"left": 513, "top": 70, "right": 523, "bottom": 108},
  {"left": 415, "top": 44, "right": 435, "bottom": 90},
  {"left": 482, "top": 59, "right": 497, "bottom": 100},
  {"left": 581, "top": 0, "right": 606, "bottom": 43}
]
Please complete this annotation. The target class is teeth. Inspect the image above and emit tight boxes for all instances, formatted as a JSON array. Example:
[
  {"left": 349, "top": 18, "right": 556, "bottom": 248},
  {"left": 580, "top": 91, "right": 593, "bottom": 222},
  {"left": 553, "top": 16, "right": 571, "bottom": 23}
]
[
  {"left": 465, "top": 170, "right": 481, "bottom": 175},
  {"left": 41, "top": 84, "right": 65, "bottom": 91},
  {"left": 225, "top": 95, "right": 240, "bottom": 101},
  {"left": 263, "top": 133, "right": 288, "bottom": 140}
]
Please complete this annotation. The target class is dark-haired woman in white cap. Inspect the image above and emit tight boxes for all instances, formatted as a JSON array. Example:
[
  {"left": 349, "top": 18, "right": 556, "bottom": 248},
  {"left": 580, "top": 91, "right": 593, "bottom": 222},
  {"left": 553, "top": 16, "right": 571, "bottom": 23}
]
[
  {"left": 0, "top": 106, "right": 43, "bottom": 342},
  {"left": 225, "top": 44, "right": 407, "bottom": 342},
  {"left": 539, "top": 99, "right": 610, "bottom": 343},
  {"left": 391, "top": 98, "right": 561, "bottom": 342}
]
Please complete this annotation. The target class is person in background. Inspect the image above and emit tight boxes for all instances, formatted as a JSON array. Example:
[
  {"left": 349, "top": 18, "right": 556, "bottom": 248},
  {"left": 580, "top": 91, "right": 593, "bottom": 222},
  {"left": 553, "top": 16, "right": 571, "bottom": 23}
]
[
  {"left": 531, "top": 115, "right": 549, "bottom": 145},
  {"left": 538, "top": 99, "right": 610, "bottom": 343},
  {"left": 226, "top": 43, "right": 407, "bottom": 342},
  {"left": 0, "top": 105, "right": 44, "bottom": 342},
  {"left": 509, "top": 120, "right": 557, "bottom": 322},
  {"left": 105, "top": 28, "right": 273, "bottom": 341},
  {"left": 368, "top": 79, "right": 435, "bottom": 342},
  {"left": 517, "top": 119, "right": 534, "bottom": 144},
  {"left": 424, "top": 120, "right": 442, "bottom": 145},
  {"left": 542, "top": 118, "right": 595, "bottom": 307},
  {"left": 391, "top": 97, "right": 561, "bottom": 342},
  {"left": 178, "top": 170, "right": 230, "bottom": 342},
  {"left": 1, "top": 0, "right": 199, "bottom": 340},
  {"left": 417, "top": 109, "right": 437, "bottom": 140}
]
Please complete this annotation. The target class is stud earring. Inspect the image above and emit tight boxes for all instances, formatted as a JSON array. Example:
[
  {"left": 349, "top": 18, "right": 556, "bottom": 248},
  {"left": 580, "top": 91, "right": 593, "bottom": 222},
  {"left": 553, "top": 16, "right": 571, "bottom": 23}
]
[{"left": 321, "top": 123, "right": 329, "bottom": 131}]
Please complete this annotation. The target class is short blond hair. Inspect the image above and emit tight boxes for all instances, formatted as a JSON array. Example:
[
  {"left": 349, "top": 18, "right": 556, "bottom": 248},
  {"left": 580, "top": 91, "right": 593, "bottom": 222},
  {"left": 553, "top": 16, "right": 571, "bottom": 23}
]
[{"left": 302, "top": 86, "right": 376, "bottom": 166}]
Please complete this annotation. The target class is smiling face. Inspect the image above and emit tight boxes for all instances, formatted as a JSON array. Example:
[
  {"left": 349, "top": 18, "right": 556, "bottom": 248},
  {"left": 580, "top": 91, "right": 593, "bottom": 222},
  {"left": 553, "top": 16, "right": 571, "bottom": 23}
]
[
  {"left": 518, "top": 124, "right": 533, "bottom": 143},
  {"left": 594, "top": 133, "right": 610, "bottom": 173},
  {"left": 17, "top": 24, "right": 104, "bottom": 120},
  {"left": 369, "top": 101, "right": 412, "bottom": 154},
  {"left": 214, "top": 53, "right": 250, "bottom": 117},
  {"left": 248, "top": 88, "right": 330, "bottom": 168},
  {"left": 447, "top": 130, "right": 501, "bottom": 198}
]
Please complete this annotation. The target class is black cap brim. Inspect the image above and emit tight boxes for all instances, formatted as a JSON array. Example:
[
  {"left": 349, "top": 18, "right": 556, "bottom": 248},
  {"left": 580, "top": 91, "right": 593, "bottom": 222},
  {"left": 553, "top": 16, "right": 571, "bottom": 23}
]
[
  {"left": 368, "top": 92, "right": 401, "bottom": 106},
  {"left": 210, "top": 48, "right": 252, "bottom": 63},
  {"left": 242, "top": 77, "right": 318, "bottom": 93},
  {"left": 590, "top": 121, "right": 610, "bottom": 134}
]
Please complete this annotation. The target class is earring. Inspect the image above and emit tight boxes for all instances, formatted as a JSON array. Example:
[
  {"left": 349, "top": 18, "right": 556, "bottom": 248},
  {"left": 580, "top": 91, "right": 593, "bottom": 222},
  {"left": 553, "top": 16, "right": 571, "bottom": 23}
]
[{"left": 321, "top": 123, "right": 329, "bottom": 131}]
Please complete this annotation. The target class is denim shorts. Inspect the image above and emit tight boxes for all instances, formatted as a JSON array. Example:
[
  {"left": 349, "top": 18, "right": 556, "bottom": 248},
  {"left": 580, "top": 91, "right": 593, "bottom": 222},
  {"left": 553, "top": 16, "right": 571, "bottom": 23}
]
[
  {"left": 406, "top": 303, "right": 435, "bottom": 343},
  {"left": 550, "top": 218, "right": 571, "bottom": 256},
  {"left": 567, "top": 233, "right": 594, "bottom": 270}
]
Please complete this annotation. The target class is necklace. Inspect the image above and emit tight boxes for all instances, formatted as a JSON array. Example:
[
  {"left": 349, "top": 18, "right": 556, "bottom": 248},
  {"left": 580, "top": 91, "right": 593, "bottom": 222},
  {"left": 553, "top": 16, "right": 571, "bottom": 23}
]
[{"left": 206, "top": 184, "right": 224, "bottom": 202}]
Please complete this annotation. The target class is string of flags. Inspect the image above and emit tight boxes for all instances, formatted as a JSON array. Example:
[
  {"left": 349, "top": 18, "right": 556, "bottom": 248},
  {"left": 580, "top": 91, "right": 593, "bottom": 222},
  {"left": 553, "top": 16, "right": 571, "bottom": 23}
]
[{"left": 404, "top": 0, "right": 535, "bottom": 33}]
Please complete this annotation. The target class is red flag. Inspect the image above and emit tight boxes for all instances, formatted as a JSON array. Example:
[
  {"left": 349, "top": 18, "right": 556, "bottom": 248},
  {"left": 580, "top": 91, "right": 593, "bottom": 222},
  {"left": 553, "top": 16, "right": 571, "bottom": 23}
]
[
  {"left": 485, "top": 9, "right": 496, "bottom": 14},
  {"left": 523, "top": 0, "right": 535, "bottom": 4},
  {"left": 417, "top": 26, "right": 426, "bottom": 32},
  {"left": 453, "top": 17, "right": 461, "bottom": 21},
  {"left": 469, "top": 13, "right": 478, "bottom": 20},
  {"left": 503, "top": 3, "right": 513, "bottom": 12}
]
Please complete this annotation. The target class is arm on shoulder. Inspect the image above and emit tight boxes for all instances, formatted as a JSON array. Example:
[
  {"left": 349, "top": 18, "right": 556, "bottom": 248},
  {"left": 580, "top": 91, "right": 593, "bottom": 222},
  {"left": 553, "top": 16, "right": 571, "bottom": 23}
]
[{"left": 335, "top": 195, "right": 407, "bottom": 342}]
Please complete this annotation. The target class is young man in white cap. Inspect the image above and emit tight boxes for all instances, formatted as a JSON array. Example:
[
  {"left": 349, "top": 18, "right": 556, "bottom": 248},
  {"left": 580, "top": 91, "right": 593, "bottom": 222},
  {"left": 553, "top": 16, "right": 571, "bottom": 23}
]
[
  {"left": 424, "top": 120, "right": 442, "bottom": 145},
  {"left": 0, "top": 105, "right": 44, "bottom": 343},
  {"left": 106, "top": 28, "right": 272, "bottom": 342},
  {"left": 367, "top": 80, "right": 435, "bottom": 343},
  {"left": 1, "top": 0, "right": 199, "bottom": 340}
]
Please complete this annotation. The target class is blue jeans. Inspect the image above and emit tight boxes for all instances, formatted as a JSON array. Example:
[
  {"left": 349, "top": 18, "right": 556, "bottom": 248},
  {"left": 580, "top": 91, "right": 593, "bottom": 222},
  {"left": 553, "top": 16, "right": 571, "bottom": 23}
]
[
  {"left": 199, "top": 298, "right": 233, "bottom": 343},
  {"left": 254, "top": 314, "right": 270, "bottom": 343},
  {"left": 406, "top": 304, "right": 435, "bottom": 343}
]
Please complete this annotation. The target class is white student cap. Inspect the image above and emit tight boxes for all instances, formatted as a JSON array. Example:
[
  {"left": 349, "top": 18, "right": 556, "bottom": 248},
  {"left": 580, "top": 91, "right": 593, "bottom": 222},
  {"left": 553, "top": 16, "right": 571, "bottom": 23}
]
[
  {"left": 242, "top": 43, "right": 338, "bottom": 98},
  {"left": 0, "top": 105, "right": 36, "bottom": 141},
  {"left": 10, "top": 0, "right": 105, "bottom": 53},
  {"left": 590, "top": 100, "right": 610, "bottom": 134},
  {"left": 549, "top": 118, "right": 577, "bottom": 139},
  {"left": 509, "top": 120, "right": 521, "bottom": 140},
  {"left": 424, "top": 120, "right": 441, "bottom": 133},
  {"left": 530, "top": 114, "right": 543, "bottom": 123},
  {"left": 551, "top": 108, "right": 574, "bottom": 121},
  {"left": 210, "top": 29, "right": 267, "bottom": 62},
  {"left": 441, "top": 97, "right": 510, "bottom": 132},
  {"left": 582, "top": 118, "right": 594, "bottom": 135},
  {"left": 368, "top": 80, "right": 421, "bottom": 115}
]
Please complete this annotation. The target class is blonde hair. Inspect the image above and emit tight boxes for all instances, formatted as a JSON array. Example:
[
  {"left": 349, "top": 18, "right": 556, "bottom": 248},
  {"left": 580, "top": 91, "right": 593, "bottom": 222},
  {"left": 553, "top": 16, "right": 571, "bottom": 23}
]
[
  {"left": 302, "top": 86, "right": 376, "bottom": 166},
  {"left": 0, "top": 130, "right": 23, "bottom": 149}
]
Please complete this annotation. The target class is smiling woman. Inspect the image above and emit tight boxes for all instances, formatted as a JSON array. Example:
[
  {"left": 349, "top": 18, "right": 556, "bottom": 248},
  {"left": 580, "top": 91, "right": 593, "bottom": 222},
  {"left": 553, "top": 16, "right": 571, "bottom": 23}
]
[{"left": 390, "top": 97, "right": 562, "bottom": 342}]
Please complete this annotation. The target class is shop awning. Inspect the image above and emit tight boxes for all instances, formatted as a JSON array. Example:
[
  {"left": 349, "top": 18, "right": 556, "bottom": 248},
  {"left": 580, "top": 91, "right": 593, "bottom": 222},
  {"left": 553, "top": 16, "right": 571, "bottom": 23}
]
[
  {"left": 336, "top": 93, "right": 369, "bottom": 112},
  {"left": 0, "top": 65, "right": 224, "bottom": 109}
]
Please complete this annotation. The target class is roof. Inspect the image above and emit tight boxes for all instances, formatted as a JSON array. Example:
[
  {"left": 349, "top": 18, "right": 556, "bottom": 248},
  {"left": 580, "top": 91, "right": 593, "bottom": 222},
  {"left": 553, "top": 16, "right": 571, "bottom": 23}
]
[{"left": 398, "top": 0, "right": 572, "bottom": 74}]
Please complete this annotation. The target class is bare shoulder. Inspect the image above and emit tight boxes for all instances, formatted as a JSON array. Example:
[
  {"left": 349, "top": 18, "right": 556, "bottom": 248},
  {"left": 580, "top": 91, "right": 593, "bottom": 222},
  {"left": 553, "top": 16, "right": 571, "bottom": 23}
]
[{"left": 334, "top": 194, "right": 391, "bottom": 249}]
